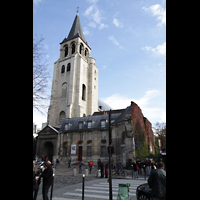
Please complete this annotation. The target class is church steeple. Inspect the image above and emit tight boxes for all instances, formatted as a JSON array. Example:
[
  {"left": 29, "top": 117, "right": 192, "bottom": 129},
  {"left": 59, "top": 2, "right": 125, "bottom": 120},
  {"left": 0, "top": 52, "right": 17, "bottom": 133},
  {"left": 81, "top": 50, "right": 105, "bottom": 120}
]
[{"left": 60, "top": 11, "right": 86, "bottom": 44}]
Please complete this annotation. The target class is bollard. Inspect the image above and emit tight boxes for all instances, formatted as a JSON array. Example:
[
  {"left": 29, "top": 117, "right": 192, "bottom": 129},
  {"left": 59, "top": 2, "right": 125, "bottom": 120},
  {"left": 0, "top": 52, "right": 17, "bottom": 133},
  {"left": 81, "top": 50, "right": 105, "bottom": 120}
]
[
  {"left": 82, "top": 174, "right": 85, "bottom": 200},
  {"left": 85, "top": 168, "right": 88, "bottom": 177},
  {"left": 131, "top": 165, "right": 133, "bottom": 179},
  {"left": 73, "top": 167, "right": 77, "bottom": 176},
  {"left": 96, "top": 170, "right": 101, "bottom": 178}
]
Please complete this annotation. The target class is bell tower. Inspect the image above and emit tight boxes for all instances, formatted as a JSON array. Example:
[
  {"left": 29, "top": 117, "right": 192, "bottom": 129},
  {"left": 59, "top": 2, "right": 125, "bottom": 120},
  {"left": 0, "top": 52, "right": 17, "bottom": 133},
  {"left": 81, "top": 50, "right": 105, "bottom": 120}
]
[{"left": 48, "top": 11, "right": 98, "bottom": 128}]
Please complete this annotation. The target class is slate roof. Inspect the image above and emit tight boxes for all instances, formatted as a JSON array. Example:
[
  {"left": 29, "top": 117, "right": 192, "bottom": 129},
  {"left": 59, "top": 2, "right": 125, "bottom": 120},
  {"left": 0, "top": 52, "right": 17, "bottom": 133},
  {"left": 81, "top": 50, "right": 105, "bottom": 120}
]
[
  {"left": 59, "top": 113, "right": 121, "bottom": 132},
  {"left": 60, "top": 11, "right": 87, "bottom": 44}
]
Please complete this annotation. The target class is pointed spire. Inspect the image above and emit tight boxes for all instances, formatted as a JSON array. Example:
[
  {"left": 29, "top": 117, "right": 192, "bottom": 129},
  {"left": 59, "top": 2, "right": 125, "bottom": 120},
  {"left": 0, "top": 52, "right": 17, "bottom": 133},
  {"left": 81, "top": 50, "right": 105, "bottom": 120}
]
[{"left": 63, "top": 11, "right": 86, "bottom": 43}]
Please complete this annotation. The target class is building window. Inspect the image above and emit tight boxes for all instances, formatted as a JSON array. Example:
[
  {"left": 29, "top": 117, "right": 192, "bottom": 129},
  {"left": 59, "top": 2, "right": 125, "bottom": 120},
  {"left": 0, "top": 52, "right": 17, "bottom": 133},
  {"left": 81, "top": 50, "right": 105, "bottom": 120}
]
[
  {"left": 88, "top": 121, "right": 92, "bottom": 128},
  {"left": 80, "top": 43, "right": 83, "bottom": 54},
  {"left": 79, "top": 122, "right": 83, "bottom": 129},
  {"left": 65, "top": 46, "right": 68, "bottom": 57},
  {"left": 101, "top": 120, "right": 106, "bottom": 128},
  {"left": 101, "top": 146, "right": 106, "bottom": 157},
  {"left": 61, "top": 65, "right": 65, "bottom": 73},
  {"left": 82, "top": 84, "right": 86, "bottom": 101},
  {"left": 72, "top": 43, "right": 75, "bottom": 54},
  {"left": 62, "top": 82, "right": 67, "bottom": 98},
  {"left": 85, "top": 48, "right": 88, "bottom": 57},
  {"left": 88, "top": 132, "right": 92, "bottom": 140},
  {"left": 80, "top": 132, "right": 83, "bottom": 140},
  {"left": 87, "top": 146, "right": 92, "bottom": 157},
  {"left": 65, "top": 123, "right": 69, "bottom": 130},
  {"left": 59, "top": 111, "right": 65, "bottom": 125},
  {"left": 102, "top": 131, "right": 106, "bottom": 140},
  {"left": 67, "top": 63, "right": 71, "bottom": 71}
]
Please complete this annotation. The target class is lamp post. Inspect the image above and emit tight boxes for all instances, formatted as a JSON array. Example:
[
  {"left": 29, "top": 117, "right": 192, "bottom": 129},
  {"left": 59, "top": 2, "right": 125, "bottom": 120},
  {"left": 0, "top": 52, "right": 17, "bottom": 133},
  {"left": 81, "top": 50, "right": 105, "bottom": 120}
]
[{"left": 108, "top": 109, "right": 113, "bottom": 200}]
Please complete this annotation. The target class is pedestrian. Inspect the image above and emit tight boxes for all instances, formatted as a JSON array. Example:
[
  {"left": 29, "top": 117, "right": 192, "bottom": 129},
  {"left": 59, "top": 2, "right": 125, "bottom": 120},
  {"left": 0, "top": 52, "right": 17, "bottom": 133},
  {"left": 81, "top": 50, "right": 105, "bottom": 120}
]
[
  {"left": 97, "top": 159, "right": 101, "bottom": 170},
  {"left": 148, "top": 162, "right": 166, "bottom": 200},
  {"left": 33, "top": 166, "right": 42, "bottom": 200},
  {"left": 145, "top": 158, "right": 150, "bottom": 176},
  {"left": 100, "top": 160, "right": 104, "bottom": 178},
  {"left": 55, "top": 157, "right": 59, "bottom": 169},
  {"left": 88, "top": 159, "right": 94, "bottom": 174},
  {"left": 78, "top": 161, "right": 82, "bottom": 174},
  {"left": 105, "top": 163, "right": 108, "bottom": 178},
  {"left": 136, "top": 158, "right": 141, "bottom": 175},
  {"left": 68, "top": 156, "right": 71, "bottom": 168},
  {"left": 39, "top": 161, "right": 53, "bottom": 200},
  {"left": 141, "top": 159, "right": 146, "bottom": 176},
  {"left": 132, "top": 161, "right": 139, "bottom": 178}
]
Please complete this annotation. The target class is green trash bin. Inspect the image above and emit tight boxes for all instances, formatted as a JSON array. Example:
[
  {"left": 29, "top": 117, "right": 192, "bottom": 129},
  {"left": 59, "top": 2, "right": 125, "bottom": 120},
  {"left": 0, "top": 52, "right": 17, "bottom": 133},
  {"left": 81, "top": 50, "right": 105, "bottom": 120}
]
[{"left": 117, "top": 183, "right": 131, "bottom": 200}]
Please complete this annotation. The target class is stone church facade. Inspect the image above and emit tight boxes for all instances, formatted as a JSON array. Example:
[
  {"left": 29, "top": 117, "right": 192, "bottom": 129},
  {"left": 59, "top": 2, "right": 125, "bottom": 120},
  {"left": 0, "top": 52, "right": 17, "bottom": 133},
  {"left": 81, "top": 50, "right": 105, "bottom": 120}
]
[{"left": 36, "top": 11, "right": 155, "bottom": 167}]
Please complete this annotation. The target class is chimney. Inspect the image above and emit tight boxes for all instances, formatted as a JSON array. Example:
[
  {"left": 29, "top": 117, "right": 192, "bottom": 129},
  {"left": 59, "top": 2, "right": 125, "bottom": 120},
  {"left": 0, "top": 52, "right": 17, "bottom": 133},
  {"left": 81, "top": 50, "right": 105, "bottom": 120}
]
[{"left": 131, "top": 101, "right": 134, "bottom": 106}]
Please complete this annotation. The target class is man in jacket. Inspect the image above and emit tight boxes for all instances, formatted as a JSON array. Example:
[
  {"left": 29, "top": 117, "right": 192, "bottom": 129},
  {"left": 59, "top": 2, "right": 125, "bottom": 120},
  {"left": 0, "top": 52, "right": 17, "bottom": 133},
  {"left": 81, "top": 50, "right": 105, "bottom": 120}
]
[
  {"left": 88, "top": 159, "right": 94, "bottom": 174},
  {"left": 40, "top": 161, "right": 53, "bottom": 200},
  {"left": 148, "top": 162, "right": 166, "bottom": 200}
]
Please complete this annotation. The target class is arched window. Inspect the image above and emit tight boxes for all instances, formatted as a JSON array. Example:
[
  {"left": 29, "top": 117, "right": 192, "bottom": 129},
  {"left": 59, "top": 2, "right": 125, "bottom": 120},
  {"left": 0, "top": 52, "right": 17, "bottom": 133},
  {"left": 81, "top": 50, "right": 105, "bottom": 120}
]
[
  {"left": 61, "top": 65, "right": 65, "bottom": 73},
  {"left": 82, "top": 84, "right": 86, "bottom": 101},
  {"left": 67, "top": 63, "right": 71, "bottom": 72},
  {"left": 59, "top": 111, "right": 66, "bottom": 125},
  {"left": 79, "top": 43, "right": 84, "bottom": 55},
  {"left": 62, "top": 82, "right": 67, "bottom": 98},
  {"left": 85, "top": 48, "right": 89, "bottom": 59},
  {"left": 65, "top": 45, "right": 68, "bottom": 57},
  {"left": 72, "top": 43, "right": 75, "bottom": 54}
]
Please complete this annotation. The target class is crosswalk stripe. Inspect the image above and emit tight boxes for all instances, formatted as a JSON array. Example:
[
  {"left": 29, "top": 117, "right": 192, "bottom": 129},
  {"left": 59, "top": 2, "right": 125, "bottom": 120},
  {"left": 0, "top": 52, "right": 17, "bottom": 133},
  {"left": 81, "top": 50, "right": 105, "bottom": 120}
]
[
  {"left": 75, "top": 188, "right": 136, "bottom": 196},
  {"left": 60, "top": 179, "right": 147, "bottom": 200},
  {"left": 91, "top": 183, "right": 138, "bottom": 189},
  {"left": 64, "top": 192, "right": 118, "bottom": 199}
]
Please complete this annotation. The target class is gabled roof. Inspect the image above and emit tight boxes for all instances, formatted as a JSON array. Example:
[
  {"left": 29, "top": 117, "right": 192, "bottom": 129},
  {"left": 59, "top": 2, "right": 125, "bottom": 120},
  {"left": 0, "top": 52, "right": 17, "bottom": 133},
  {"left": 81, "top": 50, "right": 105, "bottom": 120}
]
[
  {"left": 60, "top": 11, "right": 86, "bottom": 44},
  {"left": 37, "top": 124, "right": 59, "bottom": 135}
]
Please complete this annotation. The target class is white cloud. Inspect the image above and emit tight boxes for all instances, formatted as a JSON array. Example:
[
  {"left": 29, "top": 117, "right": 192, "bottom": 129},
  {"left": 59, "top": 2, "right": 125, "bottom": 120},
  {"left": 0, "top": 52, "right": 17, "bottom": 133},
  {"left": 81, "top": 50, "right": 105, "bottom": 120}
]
[
  {"left": 142, "top": 4, "right": 166, "bottom": 27},
  {"left": 101, "top": 89, "right": 165, "bottom": 124},
  {"left": 113, "top": 18, "right": 123, "bottom": 28},
  {"left": 84, "top": 1, "right": 108, "bottom": 30},
  {"left": 99, "top": 23, "right": 108, "bottom": 30},
  {"left": 83, "top": 27, "right": 91, "bottom": 36},
  {"left": 142, "top": 42, "right": 166, "bottom": 55},
  {"left": 108, "top": 35, "right": 124, "bottom": 49}
]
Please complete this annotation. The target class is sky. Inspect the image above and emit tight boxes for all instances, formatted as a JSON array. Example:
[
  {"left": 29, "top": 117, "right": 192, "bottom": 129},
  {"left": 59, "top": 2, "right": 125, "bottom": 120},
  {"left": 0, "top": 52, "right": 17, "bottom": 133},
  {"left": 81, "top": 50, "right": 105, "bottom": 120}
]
[{"left": 33, "top": 0, "right": 166, "bottom": 129}]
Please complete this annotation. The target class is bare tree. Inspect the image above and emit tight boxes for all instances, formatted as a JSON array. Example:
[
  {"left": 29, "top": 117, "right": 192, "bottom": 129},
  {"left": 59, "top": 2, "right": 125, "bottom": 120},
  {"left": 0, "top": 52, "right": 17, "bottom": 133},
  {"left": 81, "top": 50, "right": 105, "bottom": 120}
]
[{"left": 33, "top": 34, "right": 50, "bottom": 113}]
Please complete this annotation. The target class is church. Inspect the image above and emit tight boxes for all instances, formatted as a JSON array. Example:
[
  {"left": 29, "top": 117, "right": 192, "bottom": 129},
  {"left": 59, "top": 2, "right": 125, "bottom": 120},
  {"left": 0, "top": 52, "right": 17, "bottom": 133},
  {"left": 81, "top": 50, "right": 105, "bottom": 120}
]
[{"left": 36, "top": 11, "right": 155, "bottom": 167}]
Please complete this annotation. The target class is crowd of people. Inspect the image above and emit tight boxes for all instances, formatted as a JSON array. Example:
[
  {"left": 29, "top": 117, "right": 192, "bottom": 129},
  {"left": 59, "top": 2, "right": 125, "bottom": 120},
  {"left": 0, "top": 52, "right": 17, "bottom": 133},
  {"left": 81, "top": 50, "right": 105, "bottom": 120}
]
[{"left": 33, "top": 156, "right": 165, "bottom": 200}]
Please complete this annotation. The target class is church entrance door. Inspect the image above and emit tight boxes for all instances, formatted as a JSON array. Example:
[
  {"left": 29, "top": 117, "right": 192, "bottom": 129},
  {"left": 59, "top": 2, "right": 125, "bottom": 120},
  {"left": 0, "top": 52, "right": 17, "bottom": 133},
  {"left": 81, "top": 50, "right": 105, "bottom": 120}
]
[{"left": 44, "top": 142, "right": 53, "bottom": 162}]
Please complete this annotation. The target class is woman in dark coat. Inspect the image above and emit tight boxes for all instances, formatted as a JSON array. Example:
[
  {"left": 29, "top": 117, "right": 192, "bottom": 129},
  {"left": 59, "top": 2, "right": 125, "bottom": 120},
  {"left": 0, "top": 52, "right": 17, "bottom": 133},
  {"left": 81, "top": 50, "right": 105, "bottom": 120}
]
[{"left": 105, "top": 163, "right": 108, "bottom": 178}]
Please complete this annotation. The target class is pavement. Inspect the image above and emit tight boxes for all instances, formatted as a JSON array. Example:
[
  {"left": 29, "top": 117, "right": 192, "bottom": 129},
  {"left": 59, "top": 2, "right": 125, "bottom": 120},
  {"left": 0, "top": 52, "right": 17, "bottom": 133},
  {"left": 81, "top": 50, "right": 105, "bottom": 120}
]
[{"left": 34, "top": 163, "right": 149, "bottom": 200}]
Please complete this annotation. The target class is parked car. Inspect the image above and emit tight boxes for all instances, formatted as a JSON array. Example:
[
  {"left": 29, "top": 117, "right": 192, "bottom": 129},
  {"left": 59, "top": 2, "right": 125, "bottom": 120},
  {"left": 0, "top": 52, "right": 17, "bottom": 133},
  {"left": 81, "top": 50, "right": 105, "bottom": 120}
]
[{"left": 136, "top": 183, "right": 152, "bottom": 200}]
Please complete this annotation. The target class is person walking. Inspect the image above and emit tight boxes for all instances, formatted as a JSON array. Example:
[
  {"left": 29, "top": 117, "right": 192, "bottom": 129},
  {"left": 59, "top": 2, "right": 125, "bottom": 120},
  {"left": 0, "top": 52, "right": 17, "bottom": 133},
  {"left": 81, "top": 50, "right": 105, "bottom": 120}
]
[
  {"left": 105, "top": 163, "right": 108, "bottom": 178},
  {"left": 100, "top": 160, "right": 104, "bottom": 178},
  {"left": 55, "top": 158, "right": 59, "bottom": 169},
  {"left": 132, "top": 161, "right": 139, "bottom": 178},
  {"left": 78, "top": 161, "right": 82, "bottom": 174},
  {"left": 148, "top": 162, "right": 166, "bottom": 200},
  {"left": 88, "top": 159, "right": 94, "bottom": 174},
  {"left": 145, "top": 158, "right": 150, "bottom": 176},
  {"left": 33, "top": 167, "right": 42, "bottom": 200},
  {"left": 39, "top": 161, "right": 53, "bottom": 200}
]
